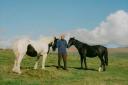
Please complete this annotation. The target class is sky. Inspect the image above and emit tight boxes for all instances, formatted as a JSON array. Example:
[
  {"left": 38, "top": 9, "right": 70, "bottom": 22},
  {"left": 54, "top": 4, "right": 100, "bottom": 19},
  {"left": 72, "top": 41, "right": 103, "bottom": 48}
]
[{"left": 0, "top": 0, "right": 128, "bottom": 48}]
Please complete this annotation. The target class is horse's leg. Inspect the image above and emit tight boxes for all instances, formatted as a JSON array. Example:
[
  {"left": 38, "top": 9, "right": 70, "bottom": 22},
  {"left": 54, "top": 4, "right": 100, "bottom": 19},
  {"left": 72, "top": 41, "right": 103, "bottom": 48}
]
[
  {"left": 41, "top": 53, "right": 47, "bottom": 69},
  {"left": 103, "top": 63, "right": 106, "bottom": 71},
  {"left": 12, "top": 50, "right": 19, "bottom": 72},
  {"left": 98, "top": 55, "right": 105, "bottom": 72},
  {"left": 102, "top": 55, "right": 106, "bottom": 71},
  {"left": 98, "top": 57, "right": 103, "bottom": 72},
  {"left": 100, "top": 54, "right": 106, "bottom": 71},
  {"left": 83, "top": 56, "right": 87, "bottom": 70},
  {"left": 16, "top": 54, "right": 24, "bottom": 74},
  {"left": 12, "top": 56, "right": 18, "bottom": 72},
  {"left": 80, "top": 55, "right": 84, "bottom": 69},
  {"left": 12, "top": 51, "right": 24, "bottom": 74},
  {"left": 34, "top": 55, "right": 40, "bottom": 69}
]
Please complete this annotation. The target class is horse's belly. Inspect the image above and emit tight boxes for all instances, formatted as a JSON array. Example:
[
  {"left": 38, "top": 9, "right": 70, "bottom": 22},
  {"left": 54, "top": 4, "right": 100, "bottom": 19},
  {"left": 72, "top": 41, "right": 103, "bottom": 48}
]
[
  {"left": 86, "top": 48, "right": 98, "bottom": 57},
  {"left": 86, "top": 53, "right": 97, "bottom": 57}
]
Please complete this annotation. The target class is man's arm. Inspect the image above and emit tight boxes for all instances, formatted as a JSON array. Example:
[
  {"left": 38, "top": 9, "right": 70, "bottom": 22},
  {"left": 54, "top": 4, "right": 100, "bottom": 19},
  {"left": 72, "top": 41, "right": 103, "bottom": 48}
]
[{"left": 65, "top": 40, "right": 68, "bottom": 48}]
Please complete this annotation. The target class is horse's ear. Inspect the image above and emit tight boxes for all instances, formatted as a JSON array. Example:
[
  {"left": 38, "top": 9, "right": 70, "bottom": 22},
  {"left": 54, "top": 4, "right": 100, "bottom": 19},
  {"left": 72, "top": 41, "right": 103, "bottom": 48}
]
[{"left": 54, "top": 37, "right": 56, "bottom": 39}]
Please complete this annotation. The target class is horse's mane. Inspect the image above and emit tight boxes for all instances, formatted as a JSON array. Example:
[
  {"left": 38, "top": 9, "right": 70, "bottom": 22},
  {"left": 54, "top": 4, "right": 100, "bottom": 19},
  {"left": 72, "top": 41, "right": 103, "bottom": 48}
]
[{"left": 74, "top": 38, "right": 89, "bottom": 46}]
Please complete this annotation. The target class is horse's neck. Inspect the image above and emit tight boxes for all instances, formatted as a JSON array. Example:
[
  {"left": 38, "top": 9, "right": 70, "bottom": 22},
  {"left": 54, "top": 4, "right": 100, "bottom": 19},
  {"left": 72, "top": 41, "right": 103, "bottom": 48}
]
[
  {"left": 39, "top": 38, "right": 52, "bottom": 44},
  {"left": 73, "top": 40, "right": 82, "bottom": 49},
  {"left": 74, "top": 40, "right": 88, "bottom": 49}
]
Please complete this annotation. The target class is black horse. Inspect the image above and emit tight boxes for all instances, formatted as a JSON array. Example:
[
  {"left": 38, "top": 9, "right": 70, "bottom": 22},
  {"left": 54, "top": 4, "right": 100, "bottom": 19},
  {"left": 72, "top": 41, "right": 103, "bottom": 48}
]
[
  {"left": 52, "top": 37, "right": 59, "bottom": 51},
  {"left": 68, "top": 37, "right": 108, "bottom": 72},
  {"left": 47, "top": 42, "right": 53, "bottom": 54}
]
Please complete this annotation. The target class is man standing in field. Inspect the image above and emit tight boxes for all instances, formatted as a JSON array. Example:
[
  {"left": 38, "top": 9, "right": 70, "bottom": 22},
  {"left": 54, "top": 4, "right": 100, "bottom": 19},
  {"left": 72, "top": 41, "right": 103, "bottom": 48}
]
[{"left": 57, "top": 34, "right": 68, "bottom": 70}]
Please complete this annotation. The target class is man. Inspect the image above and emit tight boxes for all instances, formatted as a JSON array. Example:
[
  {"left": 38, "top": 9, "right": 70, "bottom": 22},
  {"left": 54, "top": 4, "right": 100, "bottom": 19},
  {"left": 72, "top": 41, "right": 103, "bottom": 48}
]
[{"left": 56, "top": 34, "right": 68, "bottom": 70}]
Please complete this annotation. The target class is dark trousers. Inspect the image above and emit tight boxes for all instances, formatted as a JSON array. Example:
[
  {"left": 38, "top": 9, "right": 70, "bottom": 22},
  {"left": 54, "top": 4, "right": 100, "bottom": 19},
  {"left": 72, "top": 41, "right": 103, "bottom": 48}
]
[{"left": 58, "top": 53, "right": 67, "bottom": 70}]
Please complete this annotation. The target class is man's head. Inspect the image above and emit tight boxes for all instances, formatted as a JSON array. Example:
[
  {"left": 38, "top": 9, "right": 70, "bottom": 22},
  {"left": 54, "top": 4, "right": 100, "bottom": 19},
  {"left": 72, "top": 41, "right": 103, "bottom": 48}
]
[{"left": 60, "top": 34, "right": 65, "bottom": 40}]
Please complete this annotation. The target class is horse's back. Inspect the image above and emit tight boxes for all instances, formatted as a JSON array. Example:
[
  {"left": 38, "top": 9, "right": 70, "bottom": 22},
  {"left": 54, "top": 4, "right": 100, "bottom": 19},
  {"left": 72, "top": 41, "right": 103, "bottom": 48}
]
[
  {"left": 92, "top": 45, "right": 107, "bottom": 55},
  {"left": 94, "top": 45, "right": 107, "bottom": 50},
  {"left": 12, "top": 38, "right": 30, "bottom": 55},
  {"left": 30, "top": 41, "right": 48, "bottom": 54},
  {"left": 86, "top": 45, "right": 107, "bottom": 57}
]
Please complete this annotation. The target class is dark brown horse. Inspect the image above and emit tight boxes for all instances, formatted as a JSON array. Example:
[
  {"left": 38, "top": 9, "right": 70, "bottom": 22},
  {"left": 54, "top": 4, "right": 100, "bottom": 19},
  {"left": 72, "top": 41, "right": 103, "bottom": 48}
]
[{"left": 68, "top": 37, "right": 108, "bottom": 72}]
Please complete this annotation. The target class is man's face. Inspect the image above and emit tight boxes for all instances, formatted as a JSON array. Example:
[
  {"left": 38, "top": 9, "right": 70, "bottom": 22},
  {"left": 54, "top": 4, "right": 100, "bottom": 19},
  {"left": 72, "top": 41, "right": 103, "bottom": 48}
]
[{"left": 61, "top": 35, "right": 65, "bottom": 39}]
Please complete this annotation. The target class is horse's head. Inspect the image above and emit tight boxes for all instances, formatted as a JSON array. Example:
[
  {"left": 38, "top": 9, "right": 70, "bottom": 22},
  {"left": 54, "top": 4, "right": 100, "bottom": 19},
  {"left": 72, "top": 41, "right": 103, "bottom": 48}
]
[
  {"left": 52, "top": 37, "right": 58, "bottom": 51},
  {"left": 48, "top": 42, "right": 53, "bottom": 47},
  {"left": 68, "top": 37, "right": 76, "bottom": 48}
]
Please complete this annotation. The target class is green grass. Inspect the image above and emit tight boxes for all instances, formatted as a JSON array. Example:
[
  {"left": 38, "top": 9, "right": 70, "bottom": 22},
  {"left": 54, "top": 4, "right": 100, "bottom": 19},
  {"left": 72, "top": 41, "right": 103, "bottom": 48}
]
[{"left": 0, "top": 50, "right": 128, "bottom": 85}]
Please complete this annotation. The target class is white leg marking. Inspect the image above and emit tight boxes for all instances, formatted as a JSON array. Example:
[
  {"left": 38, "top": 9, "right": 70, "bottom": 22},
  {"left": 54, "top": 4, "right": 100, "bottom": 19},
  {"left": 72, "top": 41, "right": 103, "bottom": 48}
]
[
  {"left": 41, "top": 53, "right": 47, "bottom": 70},
  {"left": 12, "top": 56, "right": 20, "bottom": 73},
  {"left": 98, "top": 67, "right": 102, "bottom": 72},
  {"left": 14, "top": 55, "right": 24, "bottom": 74},
  {"left": 12, "top": 59, "right": 17, "bottom": 71},
  {"left": 34, "top": 60, "right": 39, "bottom": 69}
]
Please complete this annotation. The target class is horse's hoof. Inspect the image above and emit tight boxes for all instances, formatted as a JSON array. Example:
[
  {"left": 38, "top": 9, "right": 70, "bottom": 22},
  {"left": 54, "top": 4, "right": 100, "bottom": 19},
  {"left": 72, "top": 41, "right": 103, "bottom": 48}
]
[
  {"left": 57, "top": 67, "right": 61, "bottom": 70},
  {"left": 103, "top": 69, "right": 106, "bottom": 71},
  {"left": 12, "top": 68, "right": 16, "bottom": 72},
  {"left": 98, "top": 67, "right": 102, "bottom": 72},
  {"left": 18, "top": 71, "right": 21, "bottom": 74},
  {"left": 41, "top": 67, "right": 45, "bottom": 70},
  {"left": 80, "top": 67, "right": 83, "bottom": 69},
  {"left": 33, "top": 67, "right": 37, "bottom": 70},
  {"left": 57, "top": 66, "right": 62, "bottom": 69},
  {"left": 12, "top": 70, "right": 21, "bottom": 74},
  {"left": 63, "top": 69, "right": 69, "bottom": 71},
  {"left": 57, "top": 66, "right": 61, "bottom": 68},
  {"left": 63, "top": 67, "right": 68, "bottom": 70},
  {"left": 84, "top": 68, "right": 88, "bottom": 70}
]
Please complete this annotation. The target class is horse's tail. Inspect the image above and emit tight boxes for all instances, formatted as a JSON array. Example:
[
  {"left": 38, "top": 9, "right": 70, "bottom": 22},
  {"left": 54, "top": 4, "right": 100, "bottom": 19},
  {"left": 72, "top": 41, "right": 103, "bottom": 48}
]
[{"left": 104, "top": 48, "right": 108, "bottom": 66}]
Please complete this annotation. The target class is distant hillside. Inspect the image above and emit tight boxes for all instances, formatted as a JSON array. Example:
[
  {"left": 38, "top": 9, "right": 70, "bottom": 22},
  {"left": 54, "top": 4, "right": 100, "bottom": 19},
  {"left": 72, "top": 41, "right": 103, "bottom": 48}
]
[
  {"left": 108, "top": 48, "right": 128, "bottom": 54},
  {"left": 1, "top": 47, "right": 128, "bottom": 54}
]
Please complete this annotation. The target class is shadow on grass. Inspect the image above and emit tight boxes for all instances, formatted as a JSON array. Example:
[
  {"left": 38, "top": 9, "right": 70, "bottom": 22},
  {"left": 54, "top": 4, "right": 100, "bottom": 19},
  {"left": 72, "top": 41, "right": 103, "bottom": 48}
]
[
  {"left": 21, "top": 65, "right": 98, "bottom": 71},
  {"left": 69, "top": 67, "right": 98, "bottom": 71},
  {"left": 46, "top": 65, "right": 98, "bottom": 71}
]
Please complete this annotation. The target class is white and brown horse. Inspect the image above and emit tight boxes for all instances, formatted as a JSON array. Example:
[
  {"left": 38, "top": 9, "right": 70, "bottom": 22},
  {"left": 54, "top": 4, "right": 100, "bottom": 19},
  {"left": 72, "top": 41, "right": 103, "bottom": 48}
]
[{"left": 12, "top": 37, "right": 54, "bottom": 74}]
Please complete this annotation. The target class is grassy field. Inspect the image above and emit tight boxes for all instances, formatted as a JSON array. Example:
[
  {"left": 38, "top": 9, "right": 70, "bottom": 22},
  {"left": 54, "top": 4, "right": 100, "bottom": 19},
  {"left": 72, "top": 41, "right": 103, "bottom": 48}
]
[{"left": 0, "top": 49, "right": 128, "bottom": 85}]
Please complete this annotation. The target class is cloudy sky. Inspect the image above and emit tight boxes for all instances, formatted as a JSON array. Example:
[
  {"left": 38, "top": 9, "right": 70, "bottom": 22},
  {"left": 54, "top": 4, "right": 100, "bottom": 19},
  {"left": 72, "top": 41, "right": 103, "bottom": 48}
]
[
  {"left": 0, "top": 0, "right": 128, "bottom": 48},
  {"left": 66, "top": 10, "right": 128, "bottom": 47}
]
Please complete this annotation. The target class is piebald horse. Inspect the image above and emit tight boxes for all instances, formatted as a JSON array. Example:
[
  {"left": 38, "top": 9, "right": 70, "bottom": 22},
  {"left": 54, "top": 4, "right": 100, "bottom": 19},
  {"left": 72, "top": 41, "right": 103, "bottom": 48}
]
[{"left": 12, "top": 37, "right": 53, "bottom": 74}]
